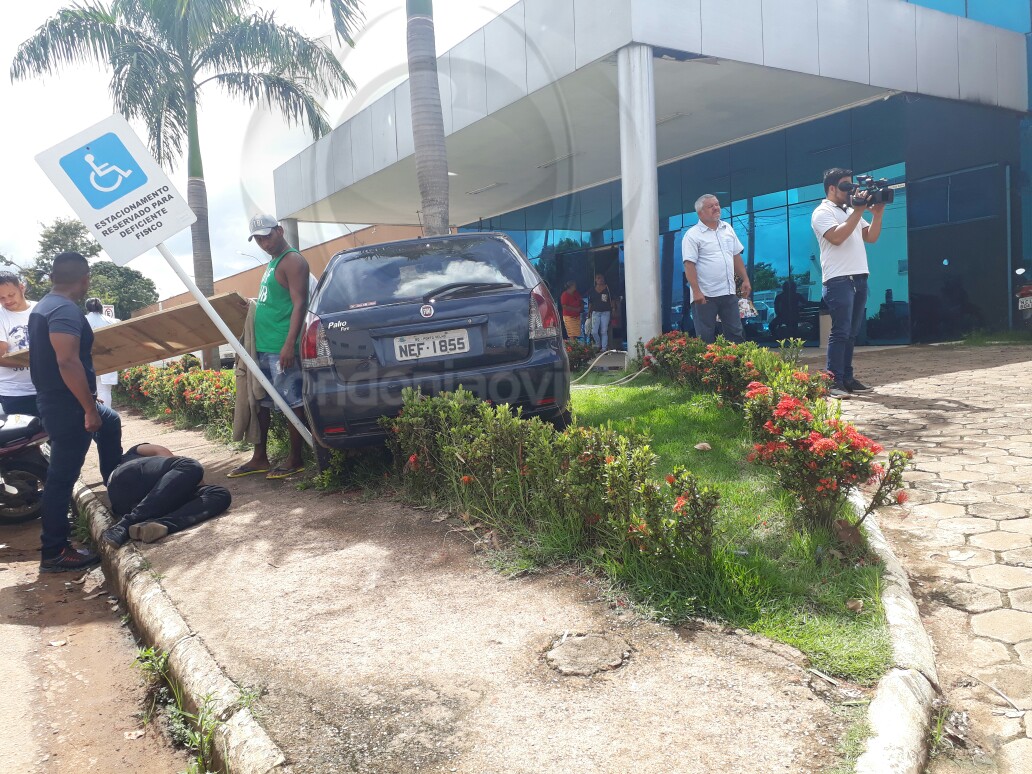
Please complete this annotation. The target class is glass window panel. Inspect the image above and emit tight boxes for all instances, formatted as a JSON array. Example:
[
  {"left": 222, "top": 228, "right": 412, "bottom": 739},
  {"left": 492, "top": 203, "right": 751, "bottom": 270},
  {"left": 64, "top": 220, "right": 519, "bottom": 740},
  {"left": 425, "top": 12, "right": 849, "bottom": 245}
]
[
  {"left": 658, "top": 162, "right": 683, "bottom": 232},
  {"left": 851, "top": 100, "right": 905, "bottom": 174},
  {"left": 907, "top": 0, "right": 965, "bottom": 16},
  {"left": 908, "top": 177, "right": 949, "bottom": 229},
  {"left": 864, "top": 185, "right": 910, "bottom": 344},
  {"left": 682, "top": 147, "right": 730, "bottom": 217},
  {"left": 578, "top": 182, "right": 613, "bottom": 244},
  {"left": 949, "top": 165, "right": 1001, "bottom": 223},
  {"left": 788, "top": 203, "right": 824, "bottom": 304},
  {"left": 786, "top": 112, "right": 851, "bottom": 194},
  {"left": 967, "top": 0, "right": 1031, "bottom": 33},
  {"left": 730, "top": 133, "right": 787, "bottom": 215}
]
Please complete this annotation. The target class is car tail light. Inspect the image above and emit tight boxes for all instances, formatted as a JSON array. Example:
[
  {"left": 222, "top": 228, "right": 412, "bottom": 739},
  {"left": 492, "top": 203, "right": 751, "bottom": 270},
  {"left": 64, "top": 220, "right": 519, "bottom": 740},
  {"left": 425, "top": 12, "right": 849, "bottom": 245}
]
[
  {"left": 529, "top": 283, "right": 560, "bottom": 340},
  {"left": 301, "top": 314, "right": 332, "bottom": 368}
]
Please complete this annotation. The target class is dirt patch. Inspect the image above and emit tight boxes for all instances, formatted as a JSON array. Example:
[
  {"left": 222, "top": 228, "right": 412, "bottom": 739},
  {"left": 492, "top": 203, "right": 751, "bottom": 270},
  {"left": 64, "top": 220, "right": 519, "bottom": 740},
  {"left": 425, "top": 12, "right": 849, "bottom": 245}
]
[
  {"left": 81, "top": 416, "right": 859, "bottom": 773},
  {"left": 0, "top": 521, "right": 186, "bottom": 773}
]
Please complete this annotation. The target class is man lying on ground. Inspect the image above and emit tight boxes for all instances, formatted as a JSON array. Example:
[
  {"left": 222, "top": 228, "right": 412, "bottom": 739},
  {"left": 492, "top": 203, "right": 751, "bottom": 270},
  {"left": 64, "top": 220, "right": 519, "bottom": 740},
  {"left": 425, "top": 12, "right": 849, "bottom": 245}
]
[{"left": 101, "top": 443, "right": 232, "bottom": 546}]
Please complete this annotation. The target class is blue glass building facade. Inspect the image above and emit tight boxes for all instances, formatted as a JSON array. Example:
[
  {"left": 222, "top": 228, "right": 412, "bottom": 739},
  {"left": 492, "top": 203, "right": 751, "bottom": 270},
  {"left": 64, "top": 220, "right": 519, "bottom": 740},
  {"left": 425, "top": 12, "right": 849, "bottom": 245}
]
[{"left": 460, "top": 0, "right": 1031, "bottom": 347}]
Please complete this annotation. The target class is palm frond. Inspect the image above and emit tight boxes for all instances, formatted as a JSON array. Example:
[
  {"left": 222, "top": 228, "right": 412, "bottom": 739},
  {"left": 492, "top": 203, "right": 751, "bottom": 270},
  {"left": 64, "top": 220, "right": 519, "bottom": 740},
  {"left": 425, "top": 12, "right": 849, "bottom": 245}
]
[
  {"left": 10, "top": 2, "right": 129, "bottom": 81},
  {"left": 197, "top": 12, "right": 353, "bottom": 98},
  {"left": 311, "top": 0, "right": 364, "bottom": 46},
  {"left": 210, "top": 71, "right": 331, "bottom": 138},
  {"left": 108, "top": 37, "right": 188, "bottom": 167}
]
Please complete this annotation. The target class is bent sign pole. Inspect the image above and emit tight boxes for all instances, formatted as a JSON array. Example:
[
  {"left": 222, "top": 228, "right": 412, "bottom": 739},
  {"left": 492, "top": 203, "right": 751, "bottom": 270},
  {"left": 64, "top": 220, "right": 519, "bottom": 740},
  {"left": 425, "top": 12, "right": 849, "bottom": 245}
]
[{"left": 36, "top": 114, "right": 313, "bottom": 448}]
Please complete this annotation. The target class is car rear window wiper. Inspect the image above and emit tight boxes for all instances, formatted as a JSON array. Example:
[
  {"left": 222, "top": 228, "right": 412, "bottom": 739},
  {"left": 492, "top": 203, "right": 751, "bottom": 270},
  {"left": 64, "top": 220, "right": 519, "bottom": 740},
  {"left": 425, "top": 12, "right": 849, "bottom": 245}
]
[{"left": 422, "top": 282, "right": 513, "bottom": 302}]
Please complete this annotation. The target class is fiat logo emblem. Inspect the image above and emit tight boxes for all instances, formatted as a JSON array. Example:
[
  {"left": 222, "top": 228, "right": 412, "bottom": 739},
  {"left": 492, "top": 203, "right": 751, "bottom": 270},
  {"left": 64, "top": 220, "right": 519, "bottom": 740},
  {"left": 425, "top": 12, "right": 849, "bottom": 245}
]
[{"left": 420, "top": 304, "right": 434, "bottom": 318}]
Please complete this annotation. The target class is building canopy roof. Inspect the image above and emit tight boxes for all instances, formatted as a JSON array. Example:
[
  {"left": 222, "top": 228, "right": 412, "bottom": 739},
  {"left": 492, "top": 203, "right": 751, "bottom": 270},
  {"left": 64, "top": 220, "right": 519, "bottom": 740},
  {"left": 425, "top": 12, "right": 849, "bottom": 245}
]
[{"left": 274, "top": 0, "right": 1029, "bottom": 229}]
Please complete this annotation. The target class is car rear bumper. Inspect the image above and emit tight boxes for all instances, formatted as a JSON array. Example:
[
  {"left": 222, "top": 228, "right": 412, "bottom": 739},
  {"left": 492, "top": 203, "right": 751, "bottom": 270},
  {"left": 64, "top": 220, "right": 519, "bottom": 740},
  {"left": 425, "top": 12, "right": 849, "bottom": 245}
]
[{"left": 303, "top": 348, "right": 570, "bottom": 450}]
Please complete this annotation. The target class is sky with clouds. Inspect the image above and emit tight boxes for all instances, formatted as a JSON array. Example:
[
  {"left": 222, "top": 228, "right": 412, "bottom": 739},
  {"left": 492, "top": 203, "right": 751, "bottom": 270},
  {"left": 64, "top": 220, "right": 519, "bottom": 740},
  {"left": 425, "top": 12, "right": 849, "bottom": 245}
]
[{"left": 2, "top": 0, "right": 517, "bottom": 299}]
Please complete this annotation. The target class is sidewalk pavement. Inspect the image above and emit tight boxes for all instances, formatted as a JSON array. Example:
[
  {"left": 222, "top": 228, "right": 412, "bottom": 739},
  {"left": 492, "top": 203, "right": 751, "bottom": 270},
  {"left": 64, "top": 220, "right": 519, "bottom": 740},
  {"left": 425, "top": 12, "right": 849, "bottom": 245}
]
[
  {"left": 82, "top": 418, "right": 852, "bottom": 773},
  {"left": 821, "top": 344, "right": 1032, "bottom": 772}
]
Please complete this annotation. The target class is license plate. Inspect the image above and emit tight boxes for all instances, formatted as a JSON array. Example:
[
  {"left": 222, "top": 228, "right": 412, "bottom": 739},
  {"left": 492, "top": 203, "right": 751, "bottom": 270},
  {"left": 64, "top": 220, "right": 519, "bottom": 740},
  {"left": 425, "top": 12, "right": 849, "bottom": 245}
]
[
  {"left": 1019, "top": 297, "right": 1032, "bottom": 311},
  {"left": 394, "top": 328, "right": 470, "bottom": 361}
]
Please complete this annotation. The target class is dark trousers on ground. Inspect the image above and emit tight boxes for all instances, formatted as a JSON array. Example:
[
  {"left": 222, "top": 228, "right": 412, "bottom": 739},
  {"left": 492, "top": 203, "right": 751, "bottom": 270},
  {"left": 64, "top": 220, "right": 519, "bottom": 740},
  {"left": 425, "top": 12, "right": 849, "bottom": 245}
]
[
  {"left": 823, "top": 274, "right": 869, "bottom": 385},
  {"left": 692, "top": 294, "right": 744, "bottom": 344},
  {"left": 0, "top": 394, "right": 39, "bottom": 416},
  {"left": 110, "top": 457, "right": 231, "bottom": 536},
  {"left": 38, "top": 395, "right": 122, "bottom": 558}
]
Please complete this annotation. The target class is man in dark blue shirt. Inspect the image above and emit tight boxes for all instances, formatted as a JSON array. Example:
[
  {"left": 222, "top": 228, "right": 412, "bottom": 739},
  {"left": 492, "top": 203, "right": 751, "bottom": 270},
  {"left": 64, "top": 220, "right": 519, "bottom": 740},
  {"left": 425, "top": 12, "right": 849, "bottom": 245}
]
[{"left": 30, "top": 252, "right": 122, "bottom": 572}]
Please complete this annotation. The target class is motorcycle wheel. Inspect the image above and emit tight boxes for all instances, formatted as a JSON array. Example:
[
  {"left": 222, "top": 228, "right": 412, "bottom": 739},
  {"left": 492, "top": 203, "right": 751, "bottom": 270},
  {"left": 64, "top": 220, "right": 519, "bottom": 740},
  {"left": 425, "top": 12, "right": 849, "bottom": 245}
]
[{"left": 0, "top": 459, "right": 48, "bottom": 524}]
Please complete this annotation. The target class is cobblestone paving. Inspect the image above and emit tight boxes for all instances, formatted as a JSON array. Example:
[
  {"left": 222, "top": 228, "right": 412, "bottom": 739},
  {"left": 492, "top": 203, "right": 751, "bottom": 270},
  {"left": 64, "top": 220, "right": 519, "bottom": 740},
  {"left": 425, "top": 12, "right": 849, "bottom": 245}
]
[{"left": 812, "top": 345, "right": 1032, "bottom": 772}]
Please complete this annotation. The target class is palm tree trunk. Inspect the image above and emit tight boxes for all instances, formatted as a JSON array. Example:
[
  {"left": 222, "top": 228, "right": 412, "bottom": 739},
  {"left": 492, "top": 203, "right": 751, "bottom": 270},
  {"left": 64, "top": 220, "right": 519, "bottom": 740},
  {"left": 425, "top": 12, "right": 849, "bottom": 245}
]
[
  {"left": 186, "top": 88, "right": 219, "bottom": 368},
  {"left": 406, "top": 0, "right": 449, "bottom": 236}
]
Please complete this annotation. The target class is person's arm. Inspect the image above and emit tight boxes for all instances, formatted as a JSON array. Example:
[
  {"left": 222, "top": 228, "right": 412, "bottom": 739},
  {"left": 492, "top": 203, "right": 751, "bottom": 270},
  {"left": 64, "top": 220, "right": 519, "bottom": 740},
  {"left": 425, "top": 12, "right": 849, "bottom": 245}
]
[
  {"left": 276, "top": 254, "right": 311, "bottom": 370},
  {"left": 683, "top": 261, "right": 706, "bottom": 304},
  {"left": 821, "top": 205, "right": 868, "bottom": 246},
  {"left": 732, "top": 254, "right": 752, "bottom": 298},
  {"left": 51, "top": 332, "right": 101, "bottom": 431},
  {"left": 862, "top": 203, "right": 885, "bottom": 243}
]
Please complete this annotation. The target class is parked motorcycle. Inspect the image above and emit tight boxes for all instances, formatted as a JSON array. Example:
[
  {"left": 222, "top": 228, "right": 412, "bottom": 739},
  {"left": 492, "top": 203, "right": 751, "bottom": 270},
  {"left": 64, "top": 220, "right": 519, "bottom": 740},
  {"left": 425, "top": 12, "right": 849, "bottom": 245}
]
[
  {"left": 0, "top": 411, "right": 48, "bottom": 524},
  {"left": 1017, "top": 282, "right": 1032, "bottom": 331}
]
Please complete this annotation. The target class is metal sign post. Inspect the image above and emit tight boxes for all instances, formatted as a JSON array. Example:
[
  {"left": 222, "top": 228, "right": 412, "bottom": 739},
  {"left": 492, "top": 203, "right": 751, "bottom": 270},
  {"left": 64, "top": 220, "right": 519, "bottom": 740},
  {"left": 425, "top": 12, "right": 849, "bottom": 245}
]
[
  {"left": 156, "top": 244, "right": 313, "bottom": 447},
  {"left": 36, "top": 114, "right": 314, "bottom": 448}
]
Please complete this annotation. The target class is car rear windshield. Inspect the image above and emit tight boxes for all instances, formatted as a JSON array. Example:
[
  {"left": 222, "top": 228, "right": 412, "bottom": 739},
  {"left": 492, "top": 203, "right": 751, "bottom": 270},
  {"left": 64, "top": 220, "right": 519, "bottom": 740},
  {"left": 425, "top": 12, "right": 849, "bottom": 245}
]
[{"left": 314, "top": 236, "right": 536, "bottom": 311}]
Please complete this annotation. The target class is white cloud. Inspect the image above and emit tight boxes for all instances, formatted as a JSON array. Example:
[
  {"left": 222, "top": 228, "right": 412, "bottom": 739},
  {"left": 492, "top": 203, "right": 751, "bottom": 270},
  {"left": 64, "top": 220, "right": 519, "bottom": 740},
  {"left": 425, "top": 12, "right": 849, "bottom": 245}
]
[{"left": 3, "top": 0, "right": 517, "bottom": 298}]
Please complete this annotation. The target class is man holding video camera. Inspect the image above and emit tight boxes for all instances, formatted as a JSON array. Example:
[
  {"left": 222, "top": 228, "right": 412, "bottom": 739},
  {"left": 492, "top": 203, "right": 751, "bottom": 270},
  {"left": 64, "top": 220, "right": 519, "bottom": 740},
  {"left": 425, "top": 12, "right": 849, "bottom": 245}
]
[{"left": 811, "top": 168, "right": 885, "bottom": 398}]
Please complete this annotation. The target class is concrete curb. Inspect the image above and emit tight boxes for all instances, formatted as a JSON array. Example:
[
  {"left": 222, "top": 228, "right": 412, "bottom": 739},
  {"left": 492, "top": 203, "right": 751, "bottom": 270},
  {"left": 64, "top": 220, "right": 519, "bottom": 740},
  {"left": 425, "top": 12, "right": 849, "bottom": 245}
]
[
  {"left": 74, "top": 481, "right": 287, "bottom": 774},
  {"left": 851, "top": 492, "right": 940, "bottom": 774}
]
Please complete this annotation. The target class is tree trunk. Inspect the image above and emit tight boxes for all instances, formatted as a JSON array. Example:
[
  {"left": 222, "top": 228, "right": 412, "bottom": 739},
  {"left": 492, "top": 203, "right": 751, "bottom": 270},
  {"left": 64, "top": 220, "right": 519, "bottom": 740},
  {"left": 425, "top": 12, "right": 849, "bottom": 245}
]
[
  {"left": 406, "top": 0, "right": 449, "bottom": 236},
  {"left": 185, "top": 89, "right": 219, "bottom": 368}
]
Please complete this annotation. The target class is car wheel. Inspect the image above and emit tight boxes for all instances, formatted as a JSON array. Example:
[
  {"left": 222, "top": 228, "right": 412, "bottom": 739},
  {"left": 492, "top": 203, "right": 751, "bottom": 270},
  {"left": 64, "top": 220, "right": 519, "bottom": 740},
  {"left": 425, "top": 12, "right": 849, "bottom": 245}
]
[{"left": 550, "top": 409, "right": 573, "bottom": 432}]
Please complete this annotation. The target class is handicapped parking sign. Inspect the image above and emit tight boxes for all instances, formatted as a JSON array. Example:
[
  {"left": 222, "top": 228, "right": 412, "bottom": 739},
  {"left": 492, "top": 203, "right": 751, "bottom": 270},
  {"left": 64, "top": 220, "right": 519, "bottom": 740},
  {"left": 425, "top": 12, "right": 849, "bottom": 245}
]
[
  {"left": 36, "top": 114, "right": 195, "bottom": 265},
  {"left": 58, "top": 132, "right": 148, "bottom": 209}
]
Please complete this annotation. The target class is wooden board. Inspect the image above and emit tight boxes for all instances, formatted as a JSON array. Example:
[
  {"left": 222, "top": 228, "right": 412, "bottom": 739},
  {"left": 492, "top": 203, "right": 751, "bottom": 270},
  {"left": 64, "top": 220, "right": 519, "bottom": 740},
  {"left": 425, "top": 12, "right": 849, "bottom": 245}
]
[{"left": 0, "top": 292, "right": 250, "bottom": 375}]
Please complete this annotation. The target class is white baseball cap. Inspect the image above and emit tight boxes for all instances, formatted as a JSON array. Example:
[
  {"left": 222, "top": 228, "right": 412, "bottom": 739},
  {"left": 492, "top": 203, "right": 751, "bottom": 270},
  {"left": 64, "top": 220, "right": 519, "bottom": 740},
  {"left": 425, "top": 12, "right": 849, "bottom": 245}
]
[{"left": 248, "top": 214, "right": 279, "bottom": 240}]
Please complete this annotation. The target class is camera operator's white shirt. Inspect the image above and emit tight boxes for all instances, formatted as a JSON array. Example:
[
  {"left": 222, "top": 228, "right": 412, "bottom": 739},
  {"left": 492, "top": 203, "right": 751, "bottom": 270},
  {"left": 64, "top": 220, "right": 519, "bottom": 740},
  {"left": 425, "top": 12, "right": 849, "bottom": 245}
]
[
  {"left": 682, "top": 220, "right": 743, "bottom": 301},
  {"left": 812, "top": 200, "right": 871, "bottom": 282}
]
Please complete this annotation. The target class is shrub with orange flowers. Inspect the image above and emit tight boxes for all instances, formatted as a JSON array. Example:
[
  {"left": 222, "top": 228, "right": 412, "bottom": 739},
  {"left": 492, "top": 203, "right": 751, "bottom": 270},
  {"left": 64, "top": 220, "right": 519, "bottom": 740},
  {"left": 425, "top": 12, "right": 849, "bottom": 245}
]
[
  {"left": 384, "top": 388, "right": 721, "bottom": 566},
  {"left": 746, "top": 391, "right": 912, "bottom": 530},
  {"left": 564, "top": 338, "right": 600, "bottom": 371}
]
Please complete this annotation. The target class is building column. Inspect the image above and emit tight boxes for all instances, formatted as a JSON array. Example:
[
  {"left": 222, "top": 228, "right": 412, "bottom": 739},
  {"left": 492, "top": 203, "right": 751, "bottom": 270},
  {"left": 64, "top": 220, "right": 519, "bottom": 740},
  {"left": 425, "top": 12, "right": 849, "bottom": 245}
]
[
  {"left": 280, "top": 217, "right": 300, "bottom": 251},
  {"left": 617, "top": 43, "right": 662, "bottom": 353}
]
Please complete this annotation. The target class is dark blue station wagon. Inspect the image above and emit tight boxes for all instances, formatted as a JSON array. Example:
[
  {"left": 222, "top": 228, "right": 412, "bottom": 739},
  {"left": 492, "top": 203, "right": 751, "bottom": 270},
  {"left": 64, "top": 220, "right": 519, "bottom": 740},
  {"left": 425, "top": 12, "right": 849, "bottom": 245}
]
[{"left": 300, "top": 233, "right": 571, "bottom": 449}]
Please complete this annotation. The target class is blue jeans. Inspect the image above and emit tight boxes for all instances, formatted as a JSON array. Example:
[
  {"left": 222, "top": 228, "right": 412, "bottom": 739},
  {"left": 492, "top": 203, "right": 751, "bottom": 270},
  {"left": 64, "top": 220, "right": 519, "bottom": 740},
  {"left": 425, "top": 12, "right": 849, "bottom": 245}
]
[
  {"left": 37, "top": 394, "right": 122, "bottom": 558},
  {"left": 692, "top": 294, "right": 744, "bottom": 344},
  {"left": 0, "top": 394, "right": 39, "bottom": 416},
  {"left": 590, "top": 311, "right": 611, "bottom": 350},
  {"left": 823, "top": 274, "right": 869, "bottom": 385}
]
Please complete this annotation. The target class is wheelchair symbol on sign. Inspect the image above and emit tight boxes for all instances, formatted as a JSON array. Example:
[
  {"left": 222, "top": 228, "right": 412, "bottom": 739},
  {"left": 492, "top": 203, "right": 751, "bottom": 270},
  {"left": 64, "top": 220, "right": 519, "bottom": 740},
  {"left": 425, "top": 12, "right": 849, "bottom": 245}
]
[
  {"left": 84, "top": 153, "right": 132, "bottom": 192},
  {"left": 58, "top": 131, "right": 147, "bottom": 209}
]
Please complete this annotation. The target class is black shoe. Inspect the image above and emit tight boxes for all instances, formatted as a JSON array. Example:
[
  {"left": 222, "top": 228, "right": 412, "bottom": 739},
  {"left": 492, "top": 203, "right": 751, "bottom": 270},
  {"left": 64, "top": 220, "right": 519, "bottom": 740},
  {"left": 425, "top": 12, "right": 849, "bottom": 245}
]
[
  {"left": 845, "top": 378, "right": 873, "bottom": 393},
  {"left": 40, "top": 546, "right": 101, "bottom": 573},
  {"left": 102, "top": 521, "right": 130, "bottom": 548},
  {"left": 828, "top": 382, "right": 853, "bottom": 399}
]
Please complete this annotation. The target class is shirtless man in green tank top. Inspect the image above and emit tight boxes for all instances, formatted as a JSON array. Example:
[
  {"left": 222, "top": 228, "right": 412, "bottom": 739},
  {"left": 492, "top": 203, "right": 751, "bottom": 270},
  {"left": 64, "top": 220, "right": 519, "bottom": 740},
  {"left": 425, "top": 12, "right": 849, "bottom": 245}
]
[{"left": 229, "top": 214, "right": 312, "bottom": 480}]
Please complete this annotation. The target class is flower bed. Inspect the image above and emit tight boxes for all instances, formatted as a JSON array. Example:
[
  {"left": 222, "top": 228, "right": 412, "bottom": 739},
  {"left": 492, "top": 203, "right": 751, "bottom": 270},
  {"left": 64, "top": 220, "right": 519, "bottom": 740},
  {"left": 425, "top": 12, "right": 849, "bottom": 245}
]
[{"left": 564, "top": 338, "right": 599, "bottom": 371}]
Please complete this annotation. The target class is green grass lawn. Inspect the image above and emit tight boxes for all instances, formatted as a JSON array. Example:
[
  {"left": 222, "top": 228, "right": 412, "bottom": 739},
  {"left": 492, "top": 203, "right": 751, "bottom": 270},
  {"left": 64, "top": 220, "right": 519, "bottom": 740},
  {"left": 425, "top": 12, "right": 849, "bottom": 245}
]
[{"left": 570, "top": 372, "right": 892, "bottom": 684}]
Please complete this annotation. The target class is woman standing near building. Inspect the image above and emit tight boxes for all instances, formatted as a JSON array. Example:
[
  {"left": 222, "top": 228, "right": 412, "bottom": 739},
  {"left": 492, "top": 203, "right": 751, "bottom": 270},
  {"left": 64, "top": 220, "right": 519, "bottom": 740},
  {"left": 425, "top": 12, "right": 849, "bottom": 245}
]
[
  {"left": 560, "top": 280, "right": 583, "bottom": 340},
  {"left": 85, "top": 298, "right": 120, "bottom": 407}
]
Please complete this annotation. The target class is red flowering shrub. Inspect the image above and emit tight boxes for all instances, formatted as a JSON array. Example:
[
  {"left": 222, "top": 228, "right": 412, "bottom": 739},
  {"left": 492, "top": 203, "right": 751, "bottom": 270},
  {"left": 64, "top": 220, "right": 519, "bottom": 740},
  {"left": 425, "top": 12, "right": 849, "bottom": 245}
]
[
  {"left": 118, "top": 358, "right": 235, "bottom": 436},
  {"left": 746, "top": 391, "right": 912, "bottom": 530},
  {"left": 385, "top": 388, "right": 720, "bottom": 565},
  {"left": 564, "top": 338, "right": 600, "bottom": 371}
]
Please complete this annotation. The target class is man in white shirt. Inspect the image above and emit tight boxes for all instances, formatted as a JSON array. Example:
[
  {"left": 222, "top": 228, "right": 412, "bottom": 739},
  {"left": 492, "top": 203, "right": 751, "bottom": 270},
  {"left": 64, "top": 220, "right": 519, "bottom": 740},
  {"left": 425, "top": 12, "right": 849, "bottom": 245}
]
[
  {"left": 682, "top": 194, "right": 752, "bottom": 344},
  {"left": 0, "top": 272, "right": 38, "bottom": 415},
  {"left": 811, "top": 168, "right": 885, "bottom": 398}
]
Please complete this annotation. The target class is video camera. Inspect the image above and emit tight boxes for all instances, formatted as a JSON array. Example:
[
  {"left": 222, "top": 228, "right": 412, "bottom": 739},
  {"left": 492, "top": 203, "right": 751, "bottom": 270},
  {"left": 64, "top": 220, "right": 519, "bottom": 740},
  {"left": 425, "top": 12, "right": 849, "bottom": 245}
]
[{"left": 837, "top": 175, "right": 902, "bottom": 207}]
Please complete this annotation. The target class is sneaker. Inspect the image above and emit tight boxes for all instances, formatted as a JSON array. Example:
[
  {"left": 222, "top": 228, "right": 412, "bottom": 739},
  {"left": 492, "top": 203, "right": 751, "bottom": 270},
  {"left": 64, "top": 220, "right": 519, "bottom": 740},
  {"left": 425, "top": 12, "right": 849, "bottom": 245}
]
[
  {"left": 40, "top": 546, "right": 100, "bottom": 573},
  {"left": 129, "top": 522, "right": 169, "bottom": 544},
  {"left": 845, "top": 378, "right": 873, "bottom": 393},
  {"left": 101, "top": 521, "right": 130, "bottom": 548},
  {"left": 828, "top": 383, "right": 853, "bottom": 400}
]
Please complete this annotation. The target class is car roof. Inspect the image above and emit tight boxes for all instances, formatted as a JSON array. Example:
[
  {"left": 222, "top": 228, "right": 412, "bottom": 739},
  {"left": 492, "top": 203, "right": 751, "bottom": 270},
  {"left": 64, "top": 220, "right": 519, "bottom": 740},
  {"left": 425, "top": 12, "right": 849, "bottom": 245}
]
[{"left": 330, "top": 231, "right": 516, "bottom": 263}]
